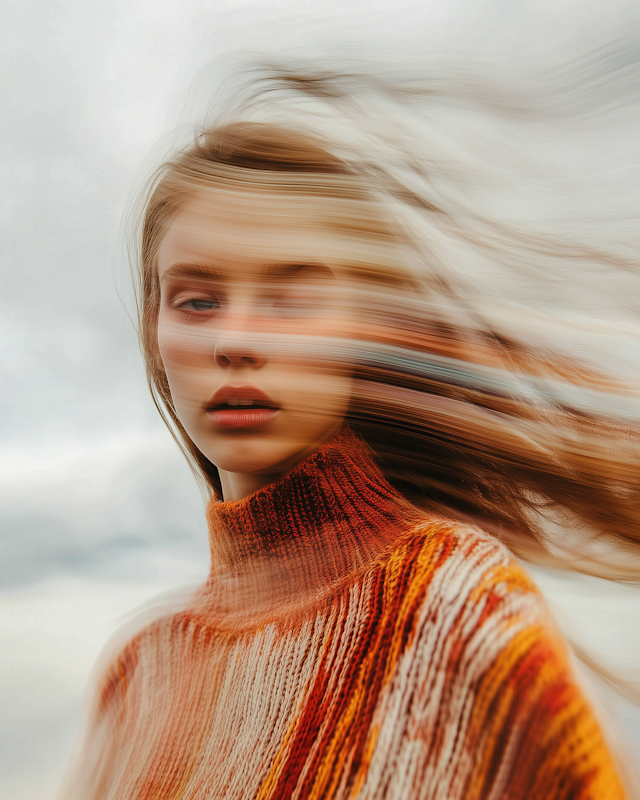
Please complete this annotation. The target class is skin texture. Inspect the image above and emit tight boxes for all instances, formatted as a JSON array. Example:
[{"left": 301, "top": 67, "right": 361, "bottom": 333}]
[{"left": 156, "top": 186, "right": 359, "bottom": 501}]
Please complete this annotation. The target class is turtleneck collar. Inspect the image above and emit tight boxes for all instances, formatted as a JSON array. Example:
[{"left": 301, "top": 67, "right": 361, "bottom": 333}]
[{"left": 204, "top": 427, "right": 418, "bottom": 602}]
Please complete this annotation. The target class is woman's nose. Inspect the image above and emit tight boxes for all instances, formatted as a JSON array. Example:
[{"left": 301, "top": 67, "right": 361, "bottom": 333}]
[{"left": 213, "top": 337, "right": 267, "bottom": 369}]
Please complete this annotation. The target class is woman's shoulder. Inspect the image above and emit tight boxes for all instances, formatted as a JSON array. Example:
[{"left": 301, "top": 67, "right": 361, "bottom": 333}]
[
  {"left": 394, "top": 518, "right": 573, "bottom": 721},
  {"left": 399, "top": 514, "right": 542, "bottom": 605},
  {"left": 86, "top": 591, "right": 217, "bottom": 718},
  {"left": 390, "top": 515, "right": 562, "bottom": 666},
  {"left": 389, "top": 518, "right": 626, "bottom": 799}
]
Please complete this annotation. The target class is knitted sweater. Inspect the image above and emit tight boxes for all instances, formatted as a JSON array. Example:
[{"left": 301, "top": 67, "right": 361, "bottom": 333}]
[{"left": 62, "top": 428, "right": 625, "bottom": 800}]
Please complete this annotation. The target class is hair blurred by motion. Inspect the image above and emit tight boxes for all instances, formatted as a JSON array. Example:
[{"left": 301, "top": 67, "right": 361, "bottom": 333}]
[{"left": 133, "top": 62, "right": 640, "bottom": 583}]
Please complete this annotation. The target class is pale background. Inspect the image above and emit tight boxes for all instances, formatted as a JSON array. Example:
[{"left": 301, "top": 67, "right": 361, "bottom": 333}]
[{"left": 2, "top": 1, "right": 640, "bottom": 797}]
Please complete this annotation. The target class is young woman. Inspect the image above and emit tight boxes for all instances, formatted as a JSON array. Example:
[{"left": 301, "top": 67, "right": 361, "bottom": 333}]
[{"left": 60, "top": 70, "right": 640, "bottom": 799}]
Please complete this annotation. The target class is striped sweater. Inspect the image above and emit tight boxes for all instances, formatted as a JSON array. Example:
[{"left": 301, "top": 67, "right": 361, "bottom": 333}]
[{"left": 61, "top": 428, "right": 625, "bottom": 799}]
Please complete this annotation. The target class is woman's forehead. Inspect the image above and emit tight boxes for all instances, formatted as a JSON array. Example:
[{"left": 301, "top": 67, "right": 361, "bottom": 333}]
[
  {"left": 179, "top": 185, "right": 350, "bottom": 231},
  {"left": 157, "top": 185, "right": 406, "bottom": 279}
]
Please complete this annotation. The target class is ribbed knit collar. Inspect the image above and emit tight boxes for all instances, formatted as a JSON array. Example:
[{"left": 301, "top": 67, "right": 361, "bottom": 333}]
[{"left": 204, "top": 427, "right": 417, "bottom": 600}]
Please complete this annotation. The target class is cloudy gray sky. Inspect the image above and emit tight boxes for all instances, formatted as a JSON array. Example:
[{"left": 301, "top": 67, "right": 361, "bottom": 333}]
[{"left": 2, "top": 1, "right": 640, "bottom": 797}]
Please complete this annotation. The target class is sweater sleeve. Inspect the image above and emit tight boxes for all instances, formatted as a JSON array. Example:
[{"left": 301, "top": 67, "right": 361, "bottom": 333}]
[{"left": 456, "top": 553, "right": 627, "bottom": 800}]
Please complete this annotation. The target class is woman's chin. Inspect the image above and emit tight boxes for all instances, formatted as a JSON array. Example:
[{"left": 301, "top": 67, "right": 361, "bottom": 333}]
[{"left": 208, "top": 441, "right": 306, "bottom": 478}]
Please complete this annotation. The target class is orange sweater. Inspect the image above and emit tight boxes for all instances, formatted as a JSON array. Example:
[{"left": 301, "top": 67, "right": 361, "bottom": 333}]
[{"left": 61, "top": 428, "right": 625, "bottom": 799}]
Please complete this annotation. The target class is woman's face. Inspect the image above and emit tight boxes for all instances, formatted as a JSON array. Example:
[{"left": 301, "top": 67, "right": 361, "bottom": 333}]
[{"left": 156, "top": 185, "right": 363, "bottom": 500}]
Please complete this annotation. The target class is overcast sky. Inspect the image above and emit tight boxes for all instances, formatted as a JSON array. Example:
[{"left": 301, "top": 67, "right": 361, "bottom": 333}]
[{"left": 2, "top": 1, "right": 640, "bottom": 798}]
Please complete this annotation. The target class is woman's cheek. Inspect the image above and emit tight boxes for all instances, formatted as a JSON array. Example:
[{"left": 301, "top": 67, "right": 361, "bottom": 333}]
[
  {"left": 157, "top": 318, "right": 215, "bottom": 369},
  {"left": 281, "top": 368, "right": 353, "bottom": 424}
]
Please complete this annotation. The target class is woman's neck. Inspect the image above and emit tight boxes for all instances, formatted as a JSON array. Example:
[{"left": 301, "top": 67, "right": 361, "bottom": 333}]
[{"left": 218, "top": 469, "right": 282, "bottom": 503}]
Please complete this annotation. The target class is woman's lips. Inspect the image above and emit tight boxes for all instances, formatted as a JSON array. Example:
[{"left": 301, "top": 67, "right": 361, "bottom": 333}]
[
  {"left": 206, "top": 407, "right": 280, "bottom": 429},
  {"left": 205, "top": 385, "right": 280, "bottom": 429}
]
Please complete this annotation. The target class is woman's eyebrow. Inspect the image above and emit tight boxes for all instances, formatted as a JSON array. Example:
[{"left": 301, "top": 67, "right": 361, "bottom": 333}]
[
  {"left": 160, "top": 262, "right": 334, "bottom": 283},
  {"left": 160, "top": 263, "right": 223, "bottom": 282},
  {"left": 265, "top": 262, "right": 334, "bottom": 280}
]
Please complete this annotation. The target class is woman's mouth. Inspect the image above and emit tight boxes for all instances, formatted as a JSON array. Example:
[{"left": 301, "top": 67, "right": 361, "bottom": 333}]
[{"left": 206, "top": 388, "right": 280, "bottom": 429}]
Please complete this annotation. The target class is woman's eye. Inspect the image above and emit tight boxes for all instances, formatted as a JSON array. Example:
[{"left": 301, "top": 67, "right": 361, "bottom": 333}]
[
  {"left": 178, "top": 298, "right": 220, "bottom": 312},
  {"left": 270, "top": 293, "right": 320, "bottom": 316}
]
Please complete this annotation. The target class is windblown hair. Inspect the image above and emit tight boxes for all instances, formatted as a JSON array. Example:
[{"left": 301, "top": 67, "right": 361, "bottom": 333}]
[{"left": 132, "top": 66, "right": 640, "bottom": 586}]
